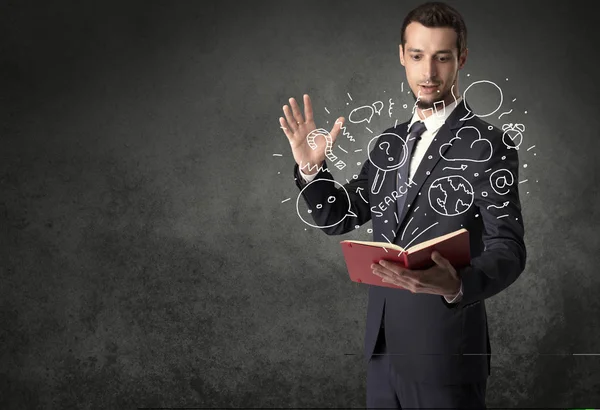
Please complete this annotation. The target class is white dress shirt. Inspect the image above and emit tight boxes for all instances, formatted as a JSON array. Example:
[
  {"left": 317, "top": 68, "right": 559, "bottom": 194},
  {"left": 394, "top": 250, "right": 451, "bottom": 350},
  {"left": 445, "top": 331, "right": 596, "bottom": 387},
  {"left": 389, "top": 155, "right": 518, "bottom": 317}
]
[{"left": 300, "top": 97, "right": 464, "bottom": 303}]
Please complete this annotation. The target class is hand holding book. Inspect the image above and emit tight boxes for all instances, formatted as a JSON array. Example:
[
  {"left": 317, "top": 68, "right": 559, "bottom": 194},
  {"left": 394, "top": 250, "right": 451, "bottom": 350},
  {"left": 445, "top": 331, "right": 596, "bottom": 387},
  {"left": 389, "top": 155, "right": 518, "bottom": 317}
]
[
  {"left": 371, "top": 250, "right": 462, "bottom": 297},
  {"left": 340, "top": 228, "right": 470, "bottom": 293}
]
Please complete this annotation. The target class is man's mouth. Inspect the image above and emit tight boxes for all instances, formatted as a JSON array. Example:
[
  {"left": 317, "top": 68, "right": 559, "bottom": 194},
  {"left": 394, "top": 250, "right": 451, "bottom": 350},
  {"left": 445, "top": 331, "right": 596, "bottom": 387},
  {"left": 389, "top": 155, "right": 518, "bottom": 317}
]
[{"left": 419, "top": 84, "right": 439, "bottom": 94}]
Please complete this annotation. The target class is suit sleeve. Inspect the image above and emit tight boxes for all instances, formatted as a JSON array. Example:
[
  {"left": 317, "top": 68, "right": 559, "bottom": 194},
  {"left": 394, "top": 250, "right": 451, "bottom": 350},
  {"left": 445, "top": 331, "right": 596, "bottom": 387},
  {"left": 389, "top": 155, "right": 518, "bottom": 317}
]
[
  {"left": 293, "top": 159, "right": 372, "bottom": 235},
  {"left": 442, "top": 132, "right": 527, "bottom": 309}
]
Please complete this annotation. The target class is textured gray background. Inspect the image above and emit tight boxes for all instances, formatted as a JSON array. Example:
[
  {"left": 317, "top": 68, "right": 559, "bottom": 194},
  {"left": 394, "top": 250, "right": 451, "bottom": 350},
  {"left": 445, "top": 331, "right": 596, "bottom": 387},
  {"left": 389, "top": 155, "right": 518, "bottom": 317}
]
[{"left": 1, "top": 0, "right": 599, "bottom": 408}]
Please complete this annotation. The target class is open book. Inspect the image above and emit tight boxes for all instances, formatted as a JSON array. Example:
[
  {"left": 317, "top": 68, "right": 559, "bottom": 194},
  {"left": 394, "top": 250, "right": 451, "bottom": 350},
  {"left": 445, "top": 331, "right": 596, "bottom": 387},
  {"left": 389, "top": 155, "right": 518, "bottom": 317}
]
[{"left": 340, "top": 228, "right": 470, "bottom": 289}]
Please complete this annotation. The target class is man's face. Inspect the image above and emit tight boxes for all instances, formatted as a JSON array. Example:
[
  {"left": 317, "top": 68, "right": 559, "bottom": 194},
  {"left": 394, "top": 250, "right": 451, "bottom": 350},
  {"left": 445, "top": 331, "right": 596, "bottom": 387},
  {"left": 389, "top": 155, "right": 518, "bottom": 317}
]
[{"left": 399, "top": 22, "right": 467, "bottom": 110}]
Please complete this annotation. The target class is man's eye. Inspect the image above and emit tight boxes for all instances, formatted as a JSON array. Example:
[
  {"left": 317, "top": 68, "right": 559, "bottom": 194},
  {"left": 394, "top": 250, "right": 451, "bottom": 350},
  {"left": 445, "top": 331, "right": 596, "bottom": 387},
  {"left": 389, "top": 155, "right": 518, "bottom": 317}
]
[
  {"left": 439, "top": 56, "right": 449, "bottom": 62},
  {"left": 411, "top": 55, "right": 421, "bottom": 60}
]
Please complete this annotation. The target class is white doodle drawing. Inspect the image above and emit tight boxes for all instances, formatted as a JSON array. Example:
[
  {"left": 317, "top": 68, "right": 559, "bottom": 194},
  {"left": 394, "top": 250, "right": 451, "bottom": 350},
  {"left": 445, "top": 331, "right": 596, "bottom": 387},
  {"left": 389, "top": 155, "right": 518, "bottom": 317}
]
[
  {"left": 443, "top": 164, "right": 468, "bottom": 171},
  {"left": 428, "top": 175, "right": 474, "bottom": 216},
  {"left": 498, "top": 108, "right": 513, "bottom": 119},
  {"left": 335, "top": 118, "right": 355, "bottom": 142},
  {"left": 489, "top": 168, "right": 515, "bottom": 195},
  {"left": 486, "top": 201, "right": 509, "bottom": 210},
  {"left": 299, "top": 161, "right": 327, "bottom": 174},
  {"left": 356, "top": 187, "right": 369, "bottom": 204},
  {"left": 397, "top": 222, "right": 440, "bottom": 257},
  {"left": 501, "top": 123, "right": 525, "bottom": 150},
  {"left": 388, "top": 98, "right": 395, "bottom": 117},
  {"left": 296, "top": 179, "right": 357, "bottom": 229},
  {"left": 372, "top": 101, "right": 384, "bottom": 116},
  {"left": 367, "top": 132, "right": 409, "bottom": 194},
  {"left": 305, "top": 128, "right": 347, "bottom": 171},
  {"left": 440, "top": 126, "right": 493, "bottom": 163},
  {"left": 419, "top": 99, "right": 448, "bottom": 119},
  {"left": 459, "top": 80, "right": 504, "bottom": 121},
  {"left": 349, "top": 105, "right": 375, "bottom": 124},
  {"left": 401, "top": 216, "right": 414, "bottom": 241}
]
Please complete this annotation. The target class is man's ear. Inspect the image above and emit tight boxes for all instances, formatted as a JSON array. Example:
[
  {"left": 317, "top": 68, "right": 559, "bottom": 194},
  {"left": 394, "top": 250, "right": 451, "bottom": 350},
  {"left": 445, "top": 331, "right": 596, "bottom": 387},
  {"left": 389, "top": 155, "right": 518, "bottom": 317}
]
[
  {"left": 458, "top": 48, "right": 468, "bottom": 69},
  {"left": 399, "top": 44, "right": 405, "bottom": 66}
]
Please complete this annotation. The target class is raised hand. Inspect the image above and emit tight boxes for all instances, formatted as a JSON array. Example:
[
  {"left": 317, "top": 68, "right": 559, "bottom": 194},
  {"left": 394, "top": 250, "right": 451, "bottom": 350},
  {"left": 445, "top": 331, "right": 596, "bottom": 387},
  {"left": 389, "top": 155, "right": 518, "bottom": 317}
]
[{"left": 279, "top": 94, "right": 344, "bottom": 175}]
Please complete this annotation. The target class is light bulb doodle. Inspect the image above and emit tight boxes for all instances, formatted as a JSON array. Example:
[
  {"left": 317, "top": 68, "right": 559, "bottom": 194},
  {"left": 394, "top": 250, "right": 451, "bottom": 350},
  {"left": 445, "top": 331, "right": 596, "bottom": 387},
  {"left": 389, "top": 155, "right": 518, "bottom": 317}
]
[
  {"left": 306, "top": 128, "right": 346, "bottom": 170},
  {"left": 366, "top": 132, "right": 409, "bottom": 195},
  {"left": 296, "top": 179, "right": 358, "bottom": 229},
  {"left": 440, "top": 126, "right": 493, "bottom": 163},
  {"left": 459, "top": 80, "right": 504, "bottom": 121},
  {"left": 489, "top": 169, "right": 515, "bottom": 195},
  {"left": 501, "top": 123, "right": 525, "bottom": 150}
]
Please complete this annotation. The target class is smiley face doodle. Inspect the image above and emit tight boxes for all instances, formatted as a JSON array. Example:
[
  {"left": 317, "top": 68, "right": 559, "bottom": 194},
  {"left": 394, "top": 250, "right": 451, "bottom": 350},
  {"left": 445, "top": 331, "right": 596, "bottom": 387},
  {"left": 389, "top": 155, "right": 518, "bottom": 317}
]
[
  {"left": 501, "top": 123, "right": 525, "bottom": 150},
  {"left": 296, "top": 179, "right": 357, "bottom": 228},
  {"left": 489, "top": 168, "right": 515, "bottom": 195}
]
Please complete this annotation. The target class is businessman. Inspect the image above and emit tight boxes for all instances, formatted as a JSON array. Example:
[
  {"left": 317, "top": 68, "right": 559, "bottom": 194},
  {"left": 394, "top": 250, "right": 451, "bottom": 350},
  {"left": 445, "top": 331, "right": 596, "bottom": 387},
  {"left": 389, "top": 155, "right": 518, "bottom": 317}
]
[{"left": 279, "top": 2, "right": 526, "bottom": 408}]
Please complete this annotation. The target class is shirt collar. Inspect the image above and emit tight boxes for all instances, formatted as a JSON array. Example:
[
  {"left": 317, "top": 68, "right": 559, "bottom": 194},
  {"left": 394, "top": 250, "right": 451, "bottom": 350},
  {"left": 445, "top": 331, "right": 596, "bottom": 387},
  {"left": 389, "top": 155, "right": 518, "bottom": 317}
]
[{"left": 408, "top": 96, "right": 463, "bottom": 133}]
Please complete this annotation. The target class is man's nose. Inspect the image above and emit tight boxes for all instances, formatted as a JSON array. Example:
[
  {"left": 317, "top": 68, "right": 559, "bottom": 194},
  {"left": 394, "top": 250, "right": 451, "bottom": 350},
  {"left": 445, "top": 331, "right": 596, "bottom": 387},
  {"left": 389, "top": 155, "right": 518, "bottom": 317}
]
[{"left": 424, "top": 58, "right": 437, "bottom": 80}]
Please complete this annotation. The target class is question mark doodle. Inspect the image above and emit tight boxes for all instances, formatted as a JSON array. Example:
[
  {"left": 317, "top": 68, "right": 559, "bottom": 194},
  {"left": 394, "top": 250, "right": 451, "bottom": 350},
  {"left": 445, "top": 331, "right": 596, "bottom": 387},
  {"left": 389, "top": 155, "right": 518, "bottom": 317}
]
[
  {"left": 306, "top": 128, "right": 347, "bottom": 170},
  {"left": 379, "top": 141, "right": 394, "bottom": 161}
]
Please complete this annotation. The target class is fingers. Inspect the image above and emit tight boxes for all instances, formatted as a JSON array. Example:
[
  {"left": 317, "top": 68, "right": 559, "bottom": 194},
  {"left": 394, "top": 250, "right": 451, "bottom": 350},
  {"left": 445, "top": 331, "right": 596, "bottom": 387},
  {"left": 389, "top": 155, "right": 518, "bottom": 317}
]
[
  {"left": 279, "top": 117, "right": 293, "bottom": 140},
  {"left": 330, "top": 117, "right": 345, "bottom": 144},
  {"left": 282, "top": 105, "right": 298, "bottom": 133},
  {"left": 431, "top": 251, "right": 457, "bottom": 276},
  {"left": 372, "top": 260, "right": 430, "bottom": 293},
  {"left": 304, "top": 94, "right": 314, "bottom": 123},
  {"left": 289, "top": 97, "right": 305, "bottom": 124}
]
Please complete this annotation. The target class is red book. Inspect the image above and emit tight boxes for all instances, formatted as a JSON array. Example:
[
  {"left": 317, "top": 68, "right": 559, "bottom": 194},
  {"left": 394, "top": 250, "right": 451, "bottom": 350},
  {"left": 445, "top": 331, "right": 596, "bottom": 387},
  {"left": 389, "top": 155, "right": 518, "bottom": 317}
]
[{"left": 340, "top": 228, "right": 470, "bottom": 289}]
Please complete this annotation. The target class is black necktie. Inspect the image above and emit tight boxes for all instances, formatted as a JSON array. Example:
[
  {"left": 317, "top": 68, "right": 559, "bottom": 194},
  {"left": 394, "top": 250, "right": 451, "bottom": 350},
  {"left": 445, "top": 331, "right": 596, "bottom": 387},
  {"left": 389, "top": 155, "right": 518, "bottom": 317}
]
[{"left": 396, "top": 121, "right": 427, "bottom": 220}]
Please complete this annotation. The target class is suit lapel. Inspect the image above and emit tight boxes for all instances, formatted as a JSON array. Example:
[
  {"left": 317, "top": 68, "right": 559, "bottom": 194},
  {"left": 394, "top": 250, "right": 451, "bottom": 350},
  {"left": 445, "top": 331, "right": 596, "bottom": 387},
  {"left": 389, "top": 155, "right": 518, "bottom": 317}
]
[
  {"left": 392, "top": 100, "right": 470, "bottom": 240},
  {"left": 375, "top": 125, "right": 410, "bottom": 242}
]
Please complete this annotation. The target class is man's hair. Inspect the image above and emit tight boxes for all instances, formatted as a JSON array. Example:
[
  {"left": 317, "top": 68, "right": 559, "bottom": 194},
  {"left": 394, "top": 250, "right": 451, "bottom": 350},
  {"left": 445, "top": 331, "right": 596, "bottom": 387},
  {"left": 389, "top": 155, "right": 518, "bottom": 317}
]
[{"left": 401, "top": 2, "right": 467, "bottom": 56}]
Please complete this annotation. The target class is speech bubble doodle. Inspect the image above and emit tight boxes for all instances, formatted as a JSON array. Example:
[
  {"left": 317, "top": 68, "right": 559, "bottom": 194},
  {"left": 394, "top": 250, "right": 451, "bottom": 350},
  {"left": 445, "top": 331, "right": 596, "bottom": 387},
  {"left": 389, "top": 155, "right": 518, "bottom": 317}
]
[
  {"left": 367, "top": 132, "right": 409, "bottom": 194},
  {"left": 349, "top": 105, "right": 375, "bottom": 124},
  {"left": 296, "top": 179, "right": 358, "bottom": 229},
  {"left": 460, "top": 80, "right": 504, "bottom": 121},
  {"left": 372, "top": 101, "right": 384, "bottom": 116},
  {"left": 489, "top": 168, "right": 514, "bottom": 195},
  {"left": 501, "top": 123, "right": 525, "bottom": 150},
  {"left": 440, "top": 126, "right": 493, "bottom": 163}
]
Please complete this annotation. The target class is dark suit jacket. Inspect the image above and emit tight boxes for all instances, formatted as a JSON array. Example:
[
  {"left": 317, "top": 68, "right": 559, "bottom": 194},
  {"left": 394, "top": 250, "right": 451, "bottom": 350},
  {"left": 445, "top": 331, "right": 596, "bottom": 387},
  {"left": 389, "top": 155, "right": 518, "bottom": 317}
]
[{"left": 293, "top": 99, "right": 527, "bottom": 384}]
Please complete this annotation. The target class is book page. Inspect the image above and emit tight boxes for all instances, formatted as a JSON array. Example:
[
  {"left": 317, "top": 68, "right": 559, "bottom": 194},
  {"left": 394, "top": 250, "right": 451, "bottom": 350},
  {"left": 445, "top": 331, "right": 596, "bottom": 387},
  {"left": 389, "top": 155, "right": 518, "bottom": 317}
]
[
  {"left": 406, "top": 228, "right": 467, "bottom": 253},
  {"left": 341, "top": 240, "right": 405, "bottom": 252}
]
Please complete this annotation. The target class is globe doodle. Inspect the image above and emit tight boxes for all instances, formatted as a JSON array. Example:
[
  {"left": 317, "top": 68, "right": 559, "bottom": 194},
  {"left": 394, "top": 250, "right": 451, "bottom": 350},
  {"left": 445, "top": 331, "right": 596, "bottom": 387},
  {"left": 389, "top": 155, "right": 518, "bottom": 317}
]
[{"left": 428, "top": 175, "right": 474, "bottom": 216}]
